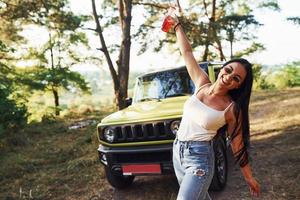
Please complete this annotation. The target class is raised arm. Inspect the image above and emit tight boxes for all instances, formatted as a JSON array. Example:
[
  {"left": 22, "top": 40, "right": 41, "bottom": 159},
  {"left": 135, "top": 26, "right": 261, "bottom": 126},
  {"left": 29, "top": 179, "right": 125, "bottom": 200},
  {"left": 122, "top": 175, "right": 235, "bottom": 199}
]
[
  {"left": 226, "top": 108, "right": 261, "bottom": 197},
  {"left": 170, "top": 13, "right": 210, "bottom": 88}
]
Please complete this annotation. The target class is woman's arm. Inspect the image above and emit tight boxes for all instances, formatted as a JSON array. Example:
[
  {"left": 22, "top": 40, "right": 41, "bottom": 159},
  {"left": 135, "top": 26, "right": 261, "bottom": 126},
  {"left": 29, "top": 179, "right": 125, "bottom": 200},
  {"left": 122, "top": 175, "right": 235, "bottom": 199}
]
[
  {"left": 226, "top": 108, "right": 261, "bottom": 197},
  {"left": 172, "top": 17, "right": 210, "bottom": 87}
]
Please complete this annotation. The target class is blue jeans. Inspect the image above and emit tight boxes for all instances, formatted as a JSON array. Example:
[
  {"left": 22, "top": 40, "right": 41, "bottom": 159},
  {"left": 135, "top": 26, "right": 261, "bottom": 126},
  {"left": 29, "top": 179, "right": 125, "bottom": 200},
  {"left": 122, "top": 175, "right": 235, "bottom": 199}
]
[{"left": 173, "top": 138, "right": 215, "bottom": 200}]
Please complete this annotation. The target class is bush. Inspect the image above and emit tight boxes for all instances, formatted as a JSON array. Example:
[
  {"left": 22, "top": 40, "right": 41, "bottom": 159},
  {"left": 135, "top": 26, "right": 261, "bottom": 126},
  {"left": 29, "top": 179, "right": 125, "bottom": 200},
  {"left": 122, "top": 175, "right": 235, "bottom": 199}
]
[
  {"left": 254, "top": 62, "right": 300, "bottom": 90},
  {"left": 282, "top": 64, "right": 300, "bottom": 87},
  {"left": 252, "top": 64, "right": 276, "bottom": 90},
  {"left": 0, "top": 87, "right": 27, "bottom": 136},
  {"left": 0, "top": 42, "right": 28, "bottom": 136}
]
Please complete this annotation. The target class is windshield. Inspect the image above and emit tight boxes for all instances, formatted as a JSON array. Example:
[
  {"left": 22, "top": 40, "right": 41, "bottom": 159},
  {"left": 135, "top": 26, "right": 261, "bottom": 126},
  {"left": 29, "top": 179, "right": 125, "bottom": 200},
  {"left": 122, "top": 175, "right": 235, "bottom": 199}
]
[{"left": 133, "top": 68, "right": 195, "bottom": 102}]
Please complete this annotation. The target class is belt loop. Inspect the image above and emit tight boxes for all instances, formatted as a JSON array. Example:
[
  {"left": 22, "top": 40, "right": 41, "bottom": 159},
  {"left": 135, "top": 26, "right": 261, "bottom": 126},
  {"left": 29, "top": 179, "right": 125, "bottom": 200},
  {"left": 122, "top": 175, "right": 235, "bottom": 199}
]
[
  {"left": 185, "top": 141, "right": 189, "bottom": 149},
  {"left": 179, "top": 143, "right": 184, "bottom": 160}
]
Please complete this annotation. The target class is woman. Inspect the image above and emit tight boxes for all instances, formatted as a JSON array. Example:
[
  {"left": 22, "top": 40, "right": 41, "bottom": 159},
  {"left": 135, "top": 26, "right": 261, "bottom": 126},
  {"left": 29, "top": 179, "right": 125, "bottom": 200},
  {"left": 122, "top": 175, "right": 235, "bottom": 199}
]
[{"left": 167, "top": 7, "right": 261, "bottom": 200}]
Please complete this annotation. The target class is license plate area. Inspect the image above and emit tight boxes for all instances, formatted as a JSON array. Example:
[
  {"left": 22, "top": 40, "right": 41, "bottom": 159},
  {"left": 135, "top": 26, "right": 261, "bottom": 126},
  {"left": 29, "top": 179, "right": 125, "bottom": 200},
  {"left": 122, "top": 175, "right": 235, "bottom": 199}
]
[{"left": 122, "top": 164, "right": 161, "bottom": 175}]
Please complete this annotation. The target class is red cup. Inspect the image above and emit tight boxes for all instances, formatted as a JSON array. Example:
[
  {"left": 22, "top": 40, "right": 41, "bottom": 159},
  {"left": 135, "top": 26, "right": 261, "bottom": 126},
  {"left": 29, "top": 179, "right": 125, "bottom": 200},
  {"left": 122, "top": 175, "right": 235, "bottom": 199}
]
[{"left": 161, "top": 16, "right": 174, "bottom": 32}]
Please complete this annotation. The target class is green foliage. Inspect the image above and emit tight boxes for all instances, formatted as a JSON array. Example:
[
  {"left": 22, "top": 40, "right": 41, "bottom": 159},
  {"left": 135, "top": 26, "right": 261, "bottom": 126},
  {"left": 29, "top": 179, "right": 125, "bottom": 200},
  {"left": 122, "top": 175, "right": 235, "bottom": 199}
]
[
  {"left": 49, "top": 11, "right": 82, "bottom": 31},
  {"left": 258, "top": 1, "right": 281, "bottom": 11},
  {"left": 287, "top": 17, "right": 300, "bottom": 26},
  {"left": 284, "top": 64, "right": 300, "bottom": 87},
  {"left": 0, "top": 0, "right": 40, "bottom": 132},
  {"left": 20, "top": 66, "right": 90, "bottom": 92},
  {"left": 0, "top": 43, "right": 27, "bottom": 135},
  {"left": 218, "top": 14, "right": 261, "bottom": 40},
  {"left": 69, "top": 32, "right": 89, "bottom": 45},
  {"left": 126, "top": 0, "right": 279, "bottom": 60},
  {"left": 22, "top": 0, "right": 90, "bottom": 115},
  {"left": 0, "top": 89, "right": 27, "bottom": 133},
  {"left": 252, "top": 64, "right": 275, "bottom": 90},
  {"left": 254, "top": 75, "right": 276, "bottom": 90},
  {"left": 271, "top": 63, "right": 300, "bottom": 88},
  {"left": 252, "top": 64, "right": 263, "bottom": 82},
  {"left": 0, "top": 0, "right": 92, "bottom": 119},
  {"left": 235, "top": 43, "right": 265, "bottom": 57},
  {"left": 253, "top": 62, "right": 300, "bottom": 90}
]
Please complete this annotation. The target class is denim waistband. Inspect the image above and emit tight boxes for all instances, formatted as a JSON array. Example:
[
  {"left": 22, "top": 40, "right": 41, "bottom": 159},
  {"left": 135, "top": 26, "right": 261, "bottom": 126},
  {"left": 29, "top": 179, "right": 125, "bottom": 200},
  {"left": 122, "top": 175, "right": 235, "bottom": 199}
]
[{"left": 174, "top": 138, "right": 213, "bottom": 146}]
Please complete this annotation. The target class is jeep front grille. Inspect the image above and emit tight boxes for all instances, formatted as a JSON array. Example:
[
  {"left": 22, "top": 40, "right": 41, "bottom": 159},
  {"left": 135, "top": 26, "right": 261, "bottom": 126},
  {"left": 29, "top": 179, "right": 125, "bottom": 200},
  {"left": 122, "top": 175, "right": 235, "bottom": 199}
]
[{"left": 100, "top": 119, "right": 179, "bottom": 143}]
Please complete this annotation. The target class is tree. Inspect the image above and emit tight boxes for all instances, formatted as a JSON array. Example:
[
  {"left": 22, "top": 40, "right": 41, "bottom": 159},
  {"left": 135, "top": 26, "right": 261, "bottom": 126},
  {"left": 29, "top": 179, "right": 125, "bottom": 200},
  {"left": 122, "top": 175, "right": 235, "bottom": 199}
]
[
  {"left": 202, "top": 0, "right": 225, "bottom": 60},
  {"left": 287, "top": 17, "right": 300, "bottom": 25},
  {"left": 91, "top": 0, "right": 132, "bottom": 110},
  {"left": 90, "top": 0, "right": 279, "bottom": 109},
  {"left": 0, "top": 0, "right": 91, "bottom": 116},
  {"left": 279, "top": 62, "right": 300, "bottom": 87},
  {"left": 24, "top": 31, "right": 90, "bottom": 116},
  {"left": 0, "top": 41, "right": 27, "bottom": 135},
  {"left": 133, "top": 0, "right": 279, "bottom": 60},
  {"left": 20, "top": 0, "right": 91, "bottom": 116},
  {"left": 218, "top": 15, "right": 262, "bottom": 59},
  {"left": 0, "top": 0, "right": 44, "bottom": 131}
]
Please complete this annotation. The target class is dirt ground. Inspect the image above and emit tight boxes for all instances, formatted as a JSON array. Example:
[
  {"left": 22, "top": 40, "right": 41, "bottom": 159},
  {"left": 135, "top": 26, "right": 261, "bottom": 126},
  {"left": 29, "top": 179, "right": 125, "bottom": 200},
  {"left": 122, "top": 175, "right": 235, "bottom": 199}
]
[
  {"left": 89, "top": 127, "right": 300, "bottom": 200},
  {"left": 1, "top": 89, "right": 300, "bottom": 200}
]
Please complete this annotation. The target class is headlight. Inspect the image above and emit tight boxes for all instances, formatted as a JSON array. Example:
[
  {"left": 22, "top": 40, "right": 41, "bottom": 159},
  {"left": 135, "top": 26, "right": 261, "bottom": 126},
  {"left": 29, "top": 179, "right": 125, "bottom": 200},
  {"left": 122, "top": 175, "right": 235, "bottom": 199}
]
[
  {"left": 103, "top": 127, "right": 116, "bottom": 142},
  {"left": 170, "top": 120, "right": 181, "bottom": 135}
]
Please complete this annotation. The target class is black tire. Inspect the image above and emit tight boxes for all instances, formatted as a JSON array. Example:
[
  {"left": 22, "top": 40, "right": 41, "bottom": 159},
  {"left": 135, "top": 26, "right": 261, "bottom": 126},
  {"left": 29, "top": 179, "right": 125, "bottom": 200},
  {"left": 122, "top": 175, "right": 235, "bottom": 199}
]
[
  {"left": 209, "top": 137, "right": 228, "bottom": 191},
  {"left": 105, "top": 166, "right": 135, "bottom": 189}
]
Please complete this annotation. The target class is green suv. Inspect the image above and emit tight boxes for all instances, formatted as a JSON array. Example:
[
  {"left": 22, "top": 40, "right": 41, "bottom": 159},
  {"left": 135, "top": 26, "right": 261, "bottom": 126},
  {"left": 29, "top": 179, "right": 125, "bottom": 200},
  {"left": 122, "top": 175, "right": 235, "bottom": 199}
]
[{"left": 97, "top": 62, "right": 228, "bottom": 191}]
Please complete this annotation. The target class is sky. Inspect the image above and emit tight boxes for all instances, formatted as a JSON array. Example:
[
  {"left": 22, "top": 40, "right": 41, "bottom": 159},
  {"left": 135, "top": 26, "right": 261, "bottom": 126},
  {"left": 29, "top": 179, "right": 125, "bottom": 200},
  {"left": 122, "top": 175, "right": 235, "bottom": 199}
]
[
  {"left": 252, "top": 1, "right": 300, "bottom": 66},
  {"left": 21, "top": 0, "right": 300, "bottom": 72}
]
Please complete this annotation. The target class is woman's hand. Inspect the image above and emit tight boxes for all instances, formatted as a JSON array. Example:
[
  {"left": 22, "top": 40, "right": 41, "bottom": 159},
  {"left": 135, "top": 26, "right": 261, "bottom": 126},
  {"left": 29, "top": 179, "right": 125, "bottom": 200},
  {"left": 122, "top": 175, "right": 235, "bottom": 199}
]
[
  {"left": 161, "top": 6, "right": 180, "bottom": 33},
  {"left": 246, "top": 177, "right": 261, "bottom": 197},
  {"left": 166, "top": 6, "right": 179, "bottom": 25}
]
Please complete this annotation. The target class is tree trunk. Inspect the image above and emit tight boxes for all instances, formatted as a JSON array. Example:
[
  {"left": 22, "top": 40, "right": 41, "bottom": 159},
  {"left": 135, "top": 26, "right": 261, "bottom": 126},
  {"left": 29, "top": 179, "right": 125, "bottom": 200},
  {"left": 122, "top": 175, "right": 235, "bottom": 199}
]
[
  {"left": 116, "top": 0, "right": 132, "bottom": 110},
  {"left": 202, "top": 0, "right": 225, "bottom": 61},
  {"left": 214, "top": 36, "right": 226, "bottom": 60},
  {"left": 229, "top": 30, "right": 234, "bottom": 59},
  {"left": 49, "top": 32, "right": 55, "bottom": 69},
  {"left": 52, "top": 87, "right": 60, "bottom": 116},
  {"left": 202, "top": 0, "right": 212, "bottom": 61},
  {"left": 230, "top": 40, "right": 233, "bottom": 59},
  {"left": 49, "top": 33, "right": 60, "bottom": 115},
  {"left": 202, "top": 43, "right": 209, "bottom": 61},
  {"left": 91, "top": 0, "right": 132, "bottom": 110}
]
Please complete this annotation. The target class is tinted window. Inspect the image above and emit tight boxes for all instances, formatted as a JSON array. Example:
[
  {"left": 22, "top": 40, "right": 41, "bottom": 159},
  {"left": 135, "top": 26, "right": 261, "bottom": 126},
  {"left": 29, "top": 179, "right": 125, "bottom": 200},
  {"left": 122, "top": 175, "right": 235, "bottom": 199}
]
[{"left": 134, "top": 69, "right": 194, "bottom": 102}]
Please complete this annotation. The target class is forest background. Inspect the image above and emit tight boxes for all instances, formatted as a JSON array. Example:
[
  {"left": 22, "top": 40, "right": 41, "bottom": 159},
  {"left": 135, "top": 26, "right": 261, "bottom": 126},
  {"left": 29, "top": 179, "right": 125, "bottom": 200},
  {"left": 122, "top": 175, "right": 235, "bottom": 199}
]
[{"left": 1, "top": 0, "right": 300, "bottom": 127}]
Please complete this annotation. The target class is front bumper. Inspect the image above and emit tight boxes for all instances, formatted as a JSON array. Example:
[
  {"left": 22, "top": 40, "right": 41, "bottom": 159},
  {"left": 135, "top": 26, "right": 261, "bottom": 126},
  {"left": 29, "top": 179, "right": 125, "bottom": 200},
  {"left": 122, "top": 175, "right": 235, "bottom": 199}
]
[{"left": 98, "top": 143, "right": 174, "bottom": 175}]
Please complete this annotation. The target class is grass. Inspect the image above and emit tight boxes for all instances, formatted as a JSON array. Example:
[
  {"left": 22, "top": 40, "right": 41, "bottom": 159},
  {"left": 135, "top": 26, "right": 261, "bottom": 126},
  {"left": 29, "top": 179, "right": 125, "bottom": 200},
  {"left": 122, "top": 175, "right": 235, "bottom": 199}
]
[
  {"left": 0, "top": 111, "right": 110, "bottom": 200},
  {"left": 0, "top": 88, "right": 299, "bottom": 199}
]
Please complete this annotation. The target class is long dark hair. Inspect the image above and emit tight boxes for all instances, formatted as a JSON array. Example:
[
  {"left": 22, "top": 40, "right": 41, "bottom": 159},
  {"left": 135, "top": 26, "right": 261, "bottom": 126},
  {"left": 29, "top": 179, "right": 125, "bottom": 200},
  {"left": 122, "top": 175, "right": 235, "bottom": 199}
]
[{"left": 223, "top": 58, "right": 253, "bottom": 167}]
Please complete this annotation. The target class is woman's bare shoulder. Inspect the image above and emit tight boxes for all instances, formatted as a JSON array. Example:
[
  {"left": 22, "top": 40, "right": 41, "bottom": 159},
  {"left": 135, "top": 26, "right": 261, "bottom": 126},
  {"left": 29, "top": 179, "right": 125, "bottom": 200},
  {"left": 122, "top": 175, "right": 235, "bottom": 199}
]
[{"left": 194, "top": 82, "right": 211, "bottom": 95}]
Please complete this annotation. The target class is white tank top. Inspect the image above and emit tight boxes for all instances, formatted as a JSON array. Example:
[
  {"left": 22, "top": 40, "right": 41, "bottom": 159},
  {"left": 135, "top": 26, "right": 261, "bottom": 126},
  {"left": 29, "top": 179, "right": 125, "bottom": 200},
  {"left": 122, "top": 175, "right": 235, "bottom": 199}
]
[{"left": 177, "top": 83, "right": 232, "bottom": 141}]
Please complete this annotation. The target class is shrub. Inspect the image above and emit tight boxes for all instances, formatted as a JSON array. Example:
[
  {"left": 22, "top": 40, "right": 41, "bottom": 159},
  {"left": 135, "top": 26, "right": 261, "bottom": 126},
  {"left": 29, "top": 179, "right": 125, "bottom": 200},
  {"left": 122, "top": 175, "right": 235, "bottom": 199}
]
[
  {"left": 0, "top": 87, "right": 27, "bottom": 136},
  {"left": 254, "top": 62, "right": 300, "bottom": 90}
]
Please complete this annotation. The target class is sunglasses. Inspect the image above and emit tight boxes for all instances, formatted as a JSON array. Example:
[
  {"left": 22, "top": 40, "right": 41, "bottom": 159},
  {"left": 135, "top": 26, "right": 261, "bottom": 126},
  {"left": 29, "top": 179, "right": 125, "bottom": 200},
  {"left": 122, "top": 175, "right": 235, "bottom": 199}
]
[{"left": 223, "top": 67, "right": 242, "bottom": 84}]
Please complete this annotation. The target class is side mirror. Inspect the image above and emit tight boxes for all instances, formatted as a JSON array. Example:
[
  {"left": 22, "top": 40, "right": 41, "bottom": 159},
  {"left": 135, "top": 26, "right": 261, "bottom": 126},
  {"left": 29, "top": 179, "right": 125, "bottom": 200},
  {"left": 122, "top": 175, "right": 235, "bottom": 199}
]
[{"left": 125, "top": 97, "right": 132, "bottom": 107}]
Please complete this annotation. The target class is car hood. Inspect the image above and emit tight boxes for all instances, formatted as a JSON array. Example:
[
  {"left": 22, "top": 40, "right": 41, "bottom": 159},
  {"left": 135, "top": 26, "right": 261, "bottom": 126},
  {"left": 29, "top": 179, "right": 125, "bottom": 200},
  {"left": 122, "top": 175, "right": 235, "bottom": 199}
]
[{"left": 100, "top": 96, "right": 189, "bottom": 126}]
